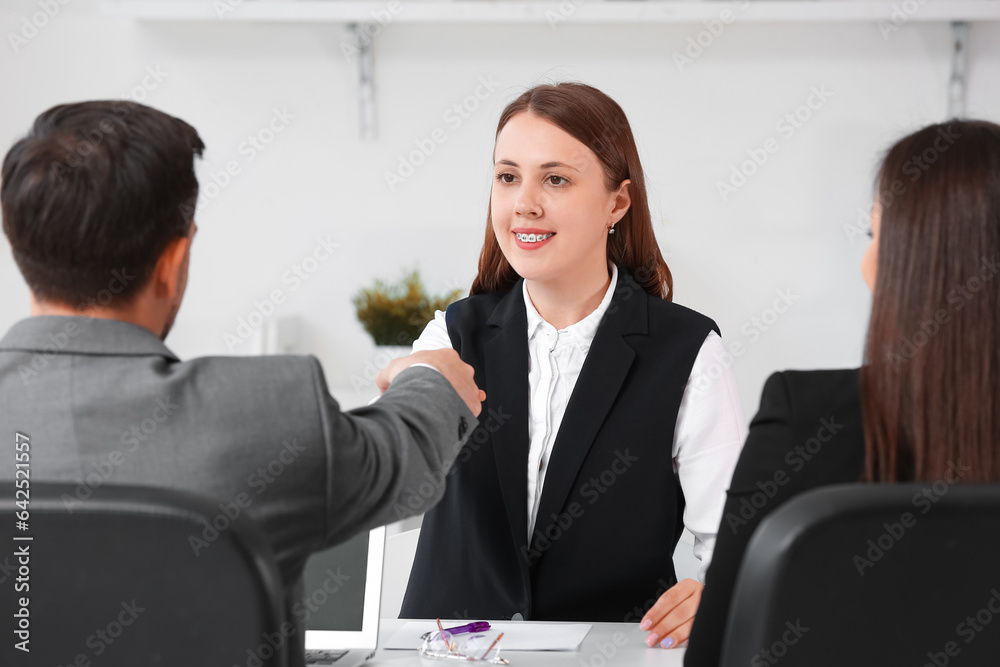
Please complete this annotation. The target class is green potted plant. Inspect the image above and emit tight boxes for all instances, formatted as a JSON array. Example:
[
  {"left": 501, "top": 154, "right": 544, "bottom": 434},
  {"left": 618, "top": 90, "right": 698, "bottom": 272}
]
[{"left": 353, "top": 269, "right": 462, "bottom": 353}]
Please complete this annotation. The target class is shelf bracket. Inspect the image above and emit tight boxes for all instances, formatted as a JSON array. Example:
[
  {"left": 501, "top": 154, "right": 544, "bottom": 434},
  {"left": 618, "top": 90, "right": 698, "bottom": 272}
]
[
  {"left": 948, "top": 21, "right": 969, "bottom": 119},
  {"left": 349, "top": 22, "right": 377, "bottom": 141}
]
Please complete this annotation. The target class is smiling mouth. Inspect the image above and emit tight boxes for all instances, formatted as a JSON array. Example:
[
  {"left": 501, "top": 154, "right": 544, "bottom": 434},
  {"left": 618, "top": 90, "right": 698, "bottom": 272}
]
[{"left": 514, "top": 232, "right": 555, "bottom": 243}]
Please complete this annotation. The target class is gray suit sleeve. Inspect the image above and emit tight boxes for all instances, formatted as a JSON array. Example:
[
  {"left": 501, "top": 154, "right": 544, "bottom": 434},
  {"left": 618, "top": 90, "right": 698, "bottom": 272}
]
[{"left": 305, "top": 361, "right": 476, "bottom": 548}]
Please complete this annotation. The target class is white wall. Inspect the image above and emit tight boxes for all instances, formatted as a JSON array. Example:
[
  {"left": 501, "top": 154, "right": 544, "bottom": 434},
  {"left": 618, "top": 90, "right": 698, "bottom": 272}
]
[
  {"left": 3, "top": 1, "right": 1000, "bottom": 421},
  {"left": 5, "top": 0, "right": 1000, "bottom": 622}
]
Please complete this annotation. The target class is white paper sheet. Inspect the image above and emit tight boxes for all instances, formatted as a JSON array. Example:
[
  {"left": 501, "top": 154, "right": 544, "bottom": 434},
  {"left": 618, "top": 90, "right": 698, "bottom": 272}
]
[{"left": 383, "top": 621, "right": 592, "bottom": 651}]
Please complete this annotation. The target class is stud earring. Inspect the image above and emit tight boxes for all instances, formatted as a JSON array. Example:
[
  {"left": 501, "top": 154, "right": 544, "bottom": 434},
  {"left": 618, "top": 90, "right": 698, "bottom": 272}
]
[{"left": 608, "top": 225, "right": 615, "bottom": 235}]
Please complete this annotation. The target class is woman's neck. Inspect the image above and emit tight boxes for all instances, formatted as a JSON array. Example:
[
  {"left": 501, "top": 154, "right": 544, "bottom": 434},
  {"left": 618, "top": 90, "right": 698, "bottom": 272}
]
[{"left": 525, "top": 263, "right": 613, "bottom": 330}]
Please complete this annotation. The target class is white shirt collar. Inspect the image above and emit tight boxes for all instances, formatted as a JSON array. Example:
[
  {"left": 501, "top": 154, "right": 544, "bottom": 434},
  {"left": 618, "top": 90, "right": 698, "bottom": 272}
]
[{"left": 522, "top": 263, "right": 619, "bottom": 353}]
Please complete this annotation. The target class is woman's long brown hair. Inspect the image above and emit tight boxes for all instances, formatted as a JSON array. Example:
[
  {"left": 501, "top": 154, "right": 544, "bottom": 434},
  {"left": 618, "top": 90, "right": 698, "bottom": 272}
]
[
  {"left": 861, "top": 120, "right": 1000, "bottom": 482},
  {"left": 470, "top": 83, "right": 672, "bottom": 300}
]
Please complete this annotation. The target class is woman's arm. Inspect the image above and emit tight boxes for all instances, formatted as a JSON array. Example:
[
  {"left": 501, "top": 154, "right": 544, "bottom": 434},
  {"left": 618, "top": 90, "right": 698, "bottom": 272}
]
[
  {"left": 674, "top": 331, "right": 748, "bottom": 580},
  {"left": 639, "top": 331, "right": 747, "bottom": 649},
  {"left": 370, "top": 310, "right": 456, "bottom": 399},
  {"left": 412, "top": 309, "right": 454, "bottom": 352},
  {"left": 683, "top": 368, "right": 863, "bottom": 666},
  {"left": 682, "top": 371, "right": 799, "bottom": 666}
]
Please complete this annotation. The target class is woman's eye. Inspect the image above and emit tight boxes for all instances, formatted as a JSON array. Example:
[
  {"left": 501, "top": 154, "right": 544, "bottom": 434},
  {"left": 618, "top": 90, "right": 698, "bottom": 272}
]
[
  {"left": 496, "top": 173, "right": 515, "bottom": 184},
  {"left": 547, "top": 175, "right": 567, "bottom": 186}
]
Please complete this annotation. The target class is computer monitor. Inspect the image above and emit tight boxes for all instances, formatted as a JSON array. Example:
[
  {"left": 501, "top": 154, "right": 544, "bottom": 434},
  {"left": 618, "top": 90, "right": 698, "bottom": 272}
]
[{"left": 303, "top": 526, "right": 385, "bottom": 653}]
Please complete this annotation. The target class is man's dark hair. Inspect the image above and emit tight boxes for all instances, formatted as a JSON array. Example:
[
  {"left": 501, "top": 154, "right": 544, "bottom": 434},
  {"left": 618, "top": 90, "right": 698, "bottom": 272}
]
[{"left": 1, "top": 100, "right": 205, "bottom": 307}]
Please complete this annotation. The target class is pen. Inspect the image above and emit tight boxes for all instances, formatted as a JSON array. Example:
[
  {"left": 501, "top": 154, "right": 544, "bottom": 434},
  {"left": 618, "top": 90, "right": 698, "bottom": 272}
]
[{"left": 421, "top": 621, "right": 492, "bottom": 640}]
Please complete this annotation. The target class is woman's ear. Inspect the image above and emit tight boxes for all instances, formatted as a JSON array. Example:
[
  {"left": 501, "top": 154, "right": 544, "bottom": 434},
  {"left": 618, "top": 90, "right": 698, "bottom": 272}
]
[{"left": 610, "top": 179, "right": 632, "bottom": 224}]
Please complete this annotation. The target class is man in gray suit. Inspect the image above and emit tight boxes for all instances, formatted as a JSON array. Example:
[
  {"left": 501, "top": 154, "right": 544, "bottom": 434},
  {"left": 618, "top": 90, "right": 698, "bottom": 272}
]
[{"left": 0, "top": 101, "right": 483, "bottom": 663}]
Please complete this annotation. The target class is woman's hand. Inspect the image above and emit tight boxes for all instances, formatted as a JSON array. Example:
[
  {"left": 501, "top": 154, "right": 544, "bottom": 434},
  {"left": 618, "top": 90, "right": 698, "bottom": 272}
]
[
  {"left": 639, "top": 578, "right": 703, "bottom": 649},
  {"left": 375, "top": 350, "right": 486, "bottom": 417}
]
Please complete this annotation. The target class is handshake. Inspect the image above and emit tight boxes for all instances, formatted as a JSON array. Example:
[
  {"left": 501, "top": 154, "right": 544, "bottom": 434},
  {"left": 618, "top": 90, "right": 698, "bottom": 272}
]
[{"left": 375, "top": 350, "right": 486, "bottom": 417}]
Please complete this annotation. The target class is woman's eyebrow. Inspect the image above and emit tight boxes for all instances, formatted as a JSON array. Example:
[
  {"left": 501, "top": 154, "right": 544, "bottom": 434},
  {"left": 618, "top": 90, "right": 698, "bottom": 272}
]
[
  {"left": 494, "top": 158, "right": 581, "bottom": 172},
  {"left": 540, "top": 161, "right": 581, "bottom": 172}
]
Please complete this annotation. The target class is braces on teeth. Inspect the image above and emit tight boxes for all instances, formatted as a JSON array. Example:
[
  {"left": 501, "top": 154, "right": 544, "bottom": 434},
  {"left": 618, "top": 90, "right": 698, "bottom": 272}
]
[{"left": 516, "top": 232, "right": 554, "bottom": 242}]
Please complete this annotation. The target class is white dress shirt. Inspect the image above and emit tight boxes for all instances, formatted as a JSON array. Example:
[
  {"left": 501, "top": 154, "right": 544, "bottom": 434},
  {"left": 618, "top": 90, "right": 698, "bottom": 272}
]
[{"left": 413, "top": 264, "right": 746, "bottom": 581}]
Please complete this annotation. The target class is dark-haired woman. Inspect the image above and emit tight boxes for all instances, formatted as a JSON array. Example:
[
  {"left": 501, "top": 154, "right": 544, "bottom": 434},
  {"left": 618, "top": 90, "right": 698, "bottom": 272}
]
[
  {"left": 398, "top": 83, "right": 746, "bottom": 650},
  {"left": 682, "top": 118, "right": 1000, "bottom": 666}
]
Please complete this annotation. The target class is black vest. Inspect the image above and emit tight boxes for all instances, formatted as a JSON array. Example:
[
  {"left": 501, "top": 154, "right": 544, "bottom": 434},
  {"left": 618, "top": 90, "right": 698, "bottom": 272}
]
[{"left": 400, "top": 269, "right": 718, "bottom": 622}]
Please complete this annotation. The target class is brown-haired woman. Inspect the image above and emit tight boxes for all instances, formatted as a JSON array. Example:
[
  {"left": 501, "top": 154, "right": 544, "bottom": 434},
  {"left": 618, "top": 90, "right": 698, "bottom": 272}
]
[
  {"left": 684, "top": 119, "right": 1000, "bottom": 666},
  {"left": 398, "top": 82, "right": 746, "bottom": 650}
]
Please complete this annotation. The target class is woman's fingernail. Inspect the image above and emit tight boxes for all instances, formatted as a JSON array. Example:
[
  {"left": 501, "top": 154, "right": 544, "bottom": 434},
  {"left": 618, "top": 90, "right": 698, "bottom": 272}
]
[
  {"left": 639, "top": 619, "right": 652, "bottom": 631},
  {"left": 644, "top": 633, "right": 659, "bottom": 648},
  {"left": 660, "top": 637, "right": 674, "bottom": 649}
]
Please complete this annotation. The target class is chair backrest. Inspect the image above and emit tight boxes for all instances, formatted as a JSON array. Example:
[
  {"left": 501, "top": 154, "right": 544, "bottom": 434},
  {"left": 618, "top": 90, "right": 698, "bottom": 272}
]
[
  {"left": 721, "top": 483, "right": 1000, "bottom": 667},
  {"left": 0, "top": 482, "right": 288, "bottom": 667}
]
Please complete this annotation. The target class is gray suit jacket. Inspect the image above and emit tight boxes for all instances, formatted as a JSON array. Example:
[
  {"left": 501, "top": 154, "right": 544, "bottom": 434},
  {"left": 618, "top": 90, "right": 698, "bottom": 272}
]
[{"left": 0, "top": 315, "right": 475, "bottom": 662}]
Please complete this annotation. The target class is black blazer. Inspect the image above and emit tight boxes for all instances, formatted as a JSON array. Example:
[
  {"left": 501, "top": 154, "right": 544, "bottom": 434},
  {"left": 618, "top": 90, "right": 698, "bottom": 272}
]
[
  {"left": 684, "top": 368, "right": 865, "bottom": 667},
  {"left": 401, "top": 268, "right": 719, "bottom": 621}
]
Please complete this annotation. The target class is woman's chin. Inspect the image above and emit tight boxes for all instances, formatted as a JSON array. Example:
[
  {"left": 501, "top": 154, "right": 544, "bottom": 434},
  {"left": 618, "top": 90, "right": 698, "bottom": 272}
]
[{"left": 506, "top": 257, "right": 556, "bottom": 283}]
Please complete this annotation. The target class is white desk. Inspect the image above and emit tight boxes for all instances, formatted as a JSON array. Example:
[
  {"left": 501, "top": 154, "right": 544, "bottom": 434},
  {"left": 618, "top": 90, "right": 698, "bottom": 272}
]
[{"left": 367, "top": 619, "right": 686, "bottom": 666}]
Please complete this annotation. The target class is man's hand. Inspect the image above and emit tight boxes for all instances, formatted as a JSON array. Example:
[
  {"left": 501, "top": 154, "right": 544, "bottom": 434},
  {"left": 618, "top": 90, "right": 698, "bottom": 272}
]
[
  {"left": 639, "top": 578, "right": 703, "bottom": 649},
  {"left": 375, "top": 350, "right": 486, "bottom": 417}
]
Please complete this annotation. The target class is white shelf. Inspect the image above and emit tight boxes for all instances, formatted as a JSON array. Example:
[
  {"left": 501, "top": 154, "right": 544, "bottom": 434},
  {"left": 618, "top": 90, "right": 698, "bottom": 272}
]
[
  {"left": 98, "top": 2, "right": 986, "bottom": 138},
  {"left": 100, "top": 1, "right": 1000, "bottom": 24}
]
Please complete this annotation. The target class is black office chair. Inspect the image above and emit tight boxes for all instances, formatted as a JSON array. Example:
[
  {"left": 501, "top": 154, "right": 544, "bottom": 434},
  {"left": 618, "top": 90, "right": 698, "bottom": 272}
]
[
  {"left": 721, "top": 483, "right": 1000, "bottom": 667},
  {"left": 0, "top": 482, "right": 288, "bottom": 667}
]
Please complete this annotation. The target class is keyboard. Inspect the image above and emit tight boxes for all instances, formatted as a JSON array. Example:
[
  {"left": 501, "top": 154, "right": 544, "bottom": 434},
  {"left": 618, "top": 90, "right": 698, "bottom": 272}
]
[{"left": 305, "top": 649, "right": 349, "bottom": 664}]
